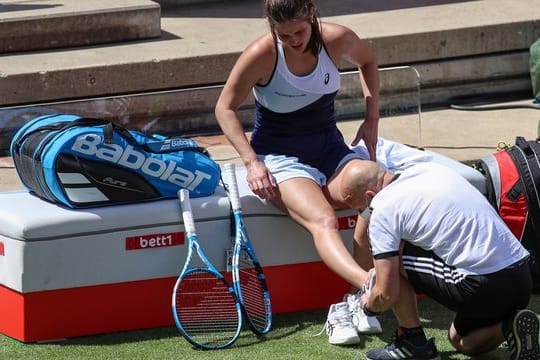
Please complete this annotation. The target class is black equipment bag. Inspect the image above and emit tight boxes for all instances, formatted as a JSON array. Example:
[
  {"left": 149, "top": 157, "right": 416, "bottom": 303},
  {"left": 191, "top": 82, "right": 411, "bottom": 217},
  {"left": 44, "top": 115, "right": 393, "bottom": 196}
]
[{"left": 476, "top": 136, "right": 540, "bottom": 292}]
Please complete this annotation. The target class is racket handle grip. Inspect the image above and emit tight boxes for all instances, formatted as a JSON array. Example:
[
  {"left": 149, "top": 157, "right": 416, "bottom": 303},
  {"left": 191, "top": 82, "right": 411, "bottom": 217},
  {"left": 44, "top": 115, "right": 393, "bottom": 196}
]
[
  {"left": 224, "top": 163, "right": 242, "bottom": 212},
  {"left": 178, "top": 189, "right": 196, "bottom": 234}
]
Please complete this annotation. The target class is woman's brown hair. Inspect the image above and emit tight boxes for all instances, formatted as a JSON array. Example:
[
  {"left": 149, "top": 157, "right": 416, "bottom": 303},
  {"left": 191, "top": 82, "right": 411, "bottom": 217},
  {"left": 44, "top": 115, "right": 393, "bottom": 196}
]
[{"left": 264, "top": 0, "right": 323, "bottom": 56}]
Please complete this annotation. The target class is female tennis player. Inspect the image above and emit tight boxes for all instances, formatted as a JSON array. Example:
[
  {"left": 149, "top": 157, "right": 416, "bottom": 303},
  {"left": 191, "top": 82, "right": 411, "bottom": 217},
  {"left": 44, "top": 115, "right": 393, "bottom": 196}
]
[{"left": 214, "top": 0, "right": 381, "bottom": 341}]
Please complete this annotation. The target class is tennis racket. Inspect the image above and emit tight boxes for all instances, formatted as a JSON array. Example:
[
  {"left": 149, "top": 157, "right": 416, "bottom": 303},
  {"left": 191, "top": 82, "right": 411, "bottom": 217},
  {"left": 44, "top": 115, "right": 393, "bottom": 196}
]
[
  {"left": 223, "top": 163, "right": 272, "bottom": 335},
  {"left": 172, "top": 189, "right": 242, "bottom": 349}
]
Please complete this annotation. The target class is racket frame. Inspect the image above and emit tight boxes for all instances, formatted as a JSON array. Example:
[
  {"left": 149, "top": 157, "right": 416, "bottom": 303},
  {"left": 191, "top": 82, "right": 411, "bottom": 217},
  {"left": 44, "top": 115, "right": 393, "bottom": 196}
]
[
  {"left": 224, "top": 163, "right": 273, "bottom": 335},
  {"left": 172, "top": 188, "right": 242, "bottom": 349}
]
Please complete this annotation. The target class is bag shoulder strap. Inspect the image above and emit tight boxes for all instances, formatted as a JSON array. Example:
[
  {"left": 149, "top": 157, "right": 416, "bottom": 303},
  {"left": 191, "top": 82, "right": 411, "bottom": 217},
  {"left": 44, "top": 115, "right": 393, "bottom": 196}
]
[
  {"left": 475, "top": 158, "right": 498, "bottom": 209},
  {"left": 15, "top": 115, "right": 210, "bottom": 158},
  {"left": 12, "top": 117, "right": 109, "bottom": 152},
  {"left": 102, "top": 122, "right": 205, "bottom": 154},
  {"left": 508, "top": 136, "right": 540, "bottom": 236}
]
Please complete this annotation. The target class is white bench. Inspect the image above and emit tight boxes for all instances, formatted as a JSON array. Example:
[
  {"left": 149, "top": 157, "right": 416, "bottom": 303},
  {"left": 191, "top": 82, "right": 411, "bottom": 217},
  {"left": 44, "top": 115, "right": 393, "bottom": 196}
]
[
  {"left": 0, "top": 147, "right": 486, "bottom": 342},
  {"left": 0, "top": 168, "right": 357, "bottom": 342}
]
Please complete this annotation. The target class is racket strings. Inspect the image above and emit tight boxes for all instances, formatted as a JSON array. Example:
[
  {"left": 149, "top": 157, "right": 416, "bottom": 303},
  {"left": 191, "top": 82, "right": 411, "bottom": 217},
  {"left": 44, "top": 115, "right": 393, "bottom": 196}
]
[
  {"left": 175, "top": 270, "right": 240, "bottom": 347},
  {"left": 238, "top": 251, "right": 270, "bottom": 332}
]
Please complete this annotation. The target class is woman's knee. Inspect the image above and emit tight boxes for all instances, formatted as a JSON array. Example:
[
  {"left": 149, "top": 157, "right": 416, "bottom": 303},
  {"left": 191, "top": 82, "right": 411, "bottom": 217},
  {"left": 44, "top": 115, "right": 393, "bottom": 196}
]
[{"left": 306, "top": 209, "right": 339, "bottom": 233}]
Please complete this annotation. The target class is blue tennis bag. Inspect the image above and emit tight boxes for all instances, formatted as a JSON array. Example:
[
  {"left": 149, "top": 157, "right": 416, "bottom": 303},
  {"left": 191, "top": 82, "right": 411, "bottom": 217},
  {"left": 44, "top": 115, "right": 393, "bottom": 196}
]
[{"left": 10, "top": 114, "right": 221, "bottom": 208}]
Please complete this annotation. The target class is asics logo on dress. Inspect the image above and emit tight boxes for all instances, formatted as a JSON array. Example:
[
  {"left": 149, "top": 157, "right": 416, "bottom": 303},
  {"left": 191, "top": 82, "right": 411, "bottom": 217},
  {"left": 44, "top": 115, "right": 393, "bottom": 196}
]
[
  {"left": 71, "top": 134, "right": 212, "bottom": 190},
  {"left": 324, "top": 73, "right": 330, "bottom": 85}
]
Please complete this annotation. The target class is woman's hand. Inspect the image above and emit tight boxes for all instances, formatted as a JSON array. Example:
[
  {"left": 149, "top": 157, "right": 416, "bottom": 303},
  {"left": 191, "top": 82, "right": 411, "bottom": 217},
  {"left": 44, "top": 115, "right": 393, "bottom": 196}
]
[
  {"left": 351, "top": 116, "right": 378, "bottom": 162},
  {"left": 245, "top": 159, "right": 278, "bottom": 200}
]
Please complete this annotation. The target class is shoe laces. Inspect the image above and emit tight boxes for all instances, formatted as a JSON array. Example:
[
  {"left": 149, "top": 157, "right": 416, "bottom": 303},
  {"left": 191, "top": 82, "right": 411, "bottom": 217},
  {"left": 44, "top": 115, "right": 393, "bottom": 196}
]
[
  {"left": 345, "top": 292, "right": 361, "bottom": 313},
  {"left": 329, "top": 306, "right": 355, "bottom": 329},
  {"left": 344, "top": 274, "right": 373, "bottom": 312},
  {"left": 314, "top": 304, "right": 354, "bottom": 337}
]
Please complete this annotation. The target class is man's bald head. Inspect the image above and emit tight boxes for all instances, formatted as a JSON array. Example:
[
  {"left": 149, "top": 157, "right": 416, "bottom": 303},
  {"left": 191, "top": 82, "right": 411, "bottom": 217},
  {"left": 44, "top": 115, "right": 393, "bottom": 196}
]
[{"left": 339, "top": 160, "right": 383, "bottom": 210}]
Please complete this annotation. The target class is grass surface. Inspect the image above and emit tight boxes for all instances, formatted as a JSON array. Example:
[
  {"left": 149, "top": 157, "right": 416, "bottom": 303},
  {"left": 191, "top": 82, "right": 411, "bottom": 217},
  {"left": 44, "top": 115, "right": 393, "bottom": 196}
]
[{"left": 2, "top": 295, "right": 540, "bottom": 359}]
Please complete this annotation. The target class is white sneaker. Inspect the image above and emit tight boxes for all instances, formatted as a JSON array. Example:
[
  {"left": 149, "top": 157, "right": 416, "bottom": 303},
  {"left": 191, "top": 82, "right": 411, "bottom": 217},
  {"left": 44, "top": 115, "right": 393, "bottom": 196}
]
[
  {"left": 325, "top": 302, "right": 360, "bottom": 345},
  {"left": 344, "top": 291, "right": 382, "bottom": 334}
]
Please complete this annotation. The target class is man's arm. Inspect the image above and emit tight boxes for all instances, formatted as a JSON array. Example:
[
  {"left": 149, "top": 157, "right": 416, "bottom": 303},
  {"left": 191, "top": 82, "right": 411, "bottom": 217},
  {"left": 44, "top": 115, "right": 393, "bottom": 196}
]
[{"left": 361, "top": 256, "right": 401, "bottom": 314}]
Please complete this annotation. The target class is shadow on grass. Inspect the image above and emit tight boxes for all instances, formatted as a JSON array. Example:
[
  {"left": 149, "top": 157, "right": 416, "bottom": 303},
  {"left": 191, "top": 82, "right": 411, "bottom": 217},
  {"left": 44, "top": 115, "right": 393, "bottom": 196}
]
[
  {"left": 21, "top": 294, "right": 540, "bottom": 359},
  {"left": 39, "top": 326, "right": 180, "bottom": 347},
  {"left": 37, "top": 308, "right": 327, "bottom": 349}
]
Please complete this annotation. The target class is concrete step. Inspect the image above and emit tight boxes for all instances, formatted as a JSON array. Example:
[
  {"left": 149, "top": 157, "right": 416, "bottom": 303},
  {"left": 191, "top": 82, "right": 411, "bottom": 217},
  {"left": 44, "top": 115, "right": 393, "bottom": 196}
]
[
  {"left": 0, "top": 0, "right": 539, "bottom": 135},
  {"left": 0, "top": 0, "right": 161, "bottom": 53}
]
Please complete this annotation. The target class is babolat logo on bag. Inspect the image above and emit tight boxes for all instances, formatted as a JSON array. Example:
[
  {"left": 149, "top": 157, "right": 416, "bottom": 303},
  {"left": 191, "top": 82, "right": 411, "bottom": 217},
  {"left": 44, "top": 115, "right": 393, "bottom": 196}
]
[
  {"left": 10, "top": 114, "right": 221, "bottom": 208},
  {"left": 72, "top": 134, "right": 213, "bottom": 191}
]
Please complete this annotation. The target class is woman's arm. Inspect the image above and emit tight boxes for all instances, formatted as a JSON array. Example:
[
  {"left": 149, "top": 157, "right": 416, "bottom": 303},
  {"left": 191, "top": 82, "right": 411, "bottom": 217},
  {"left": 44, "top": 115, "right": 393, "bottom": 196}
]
[
  {"left": 215, "top": 35, "right": 278, "bottom": 199},
  {"left": 324, "top": 23, "right": 380, "bottom": 161}
]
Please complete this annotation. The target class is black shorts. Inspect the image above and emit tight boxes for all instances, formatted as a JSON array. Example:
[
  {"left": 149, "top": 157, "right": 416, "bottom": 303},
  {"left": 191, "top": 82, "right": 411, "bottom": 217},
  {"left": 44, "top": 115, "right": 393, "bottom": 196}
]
[{"left": 402, "top": 243, "right": 532, "bottom": 336}]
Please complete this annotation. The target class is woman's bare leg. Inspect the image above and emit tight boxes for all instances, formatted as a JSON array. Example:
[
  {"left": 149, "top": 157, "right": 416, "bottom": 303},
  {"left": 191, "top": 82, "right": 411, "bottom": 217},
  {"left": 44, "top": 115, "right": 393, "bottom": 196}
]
[{"left": 274, "top": 177, "right": 368, "bottom": 289}]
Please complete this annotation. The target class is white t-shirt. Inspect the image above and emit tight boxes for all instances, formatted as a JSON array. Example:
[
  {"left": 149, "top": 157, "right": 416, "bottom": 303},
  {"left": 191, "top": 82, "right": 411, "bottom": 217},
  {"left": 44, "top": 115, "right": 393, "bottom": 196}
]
[{"left": 368, "top": 162, "right": 529, "bottom": 276}]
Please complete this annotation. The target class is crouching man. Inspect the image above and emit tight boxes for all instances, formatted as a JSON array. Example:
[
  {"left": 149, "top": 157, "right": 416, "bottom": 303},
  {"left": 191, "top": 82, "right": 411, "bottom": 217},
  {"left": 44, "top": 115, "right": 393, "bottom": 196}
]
[{"left": 340, "top": 160, "right": 540, "bottom": 360}]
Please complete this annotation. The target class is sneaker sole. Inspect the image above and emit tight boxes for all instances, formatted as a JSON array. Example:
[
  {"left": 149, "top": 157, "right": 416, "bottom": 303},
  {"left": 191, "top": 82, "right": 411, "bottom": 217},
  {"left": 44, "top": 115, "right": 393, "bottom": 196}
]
[
  {"left": 366, "top": 355, "right": 440, "bottom": 360},
  {"left": 358, "top": 328, "right": 383, "bottom": 335},
  {"left": 329, "top": 337, "right": 361, "bottom": 346},
  {"left": 353, "top": 315, "right": 383, "bottom": 334},
  {"left": 511, "top": 309, "right": 540, "bottom": 360}
]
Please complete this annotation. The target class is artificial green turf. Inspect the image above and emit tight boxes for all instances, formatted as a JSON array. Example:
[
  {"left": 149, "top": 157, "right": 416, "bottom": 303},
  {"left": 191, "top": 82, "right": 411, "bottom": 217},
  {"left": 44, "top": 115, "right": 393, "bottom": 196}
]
[{"left": 3, "top": 295, "right": 539, "bottom": 359}]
